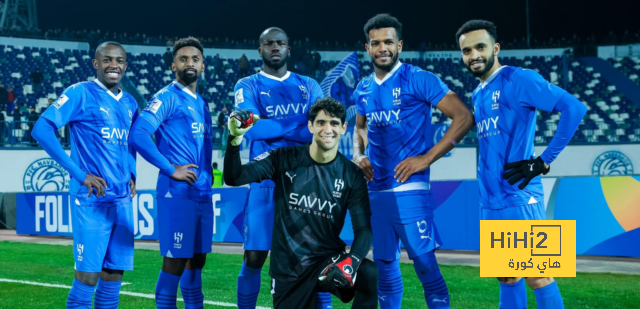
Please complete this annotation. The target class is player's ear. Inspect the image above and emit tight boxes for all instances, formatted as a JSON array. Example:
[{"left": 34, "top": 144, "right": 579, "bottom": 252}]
[
  {"left": 397, "top": 40, "right": 403, "bottom": 53},
  {"left": 171, "top": 62, "right": 176, "bottom": 72},
  {"left": 341, "top": 122, "right": 347, "bottom": 135},
  {"left": 308, "top": 120, "right": 313, "bottom": 133},
  {"left": 494, "top": 42, "right": 501, "bottom": 56},
  {"left": 92, "top": 59, "right": 98, "bottom": 70}
]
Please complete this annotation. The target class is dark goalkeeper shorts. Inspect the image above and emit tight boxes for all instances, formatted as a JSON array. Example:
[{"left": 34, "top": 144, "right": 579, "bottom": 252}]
[{"left": 271, "top": 253, "right": 357, "bottom": 309}]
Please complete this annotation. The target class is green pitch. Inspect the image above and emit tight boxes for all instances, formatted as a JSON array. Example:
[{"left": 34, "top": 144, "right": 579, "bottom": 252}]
[{"left": 0, "top": 241, "right": 638, "bottom": 308}]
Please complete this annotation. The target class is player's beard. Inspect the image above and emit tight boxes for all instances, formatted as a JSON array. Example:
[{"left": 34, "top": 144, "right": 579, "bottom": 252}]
[
  {"left": 263, "top": 53, "right": 288, "bottom": 71},
  {"left": 372, "top": 50, "right": 399, "bottom": 72},
  {"left": 466, "top": 51, "right": 495, "bottom": 78},
  {"left": 178, "top": 68, "right": 199, "bottom": 84}
]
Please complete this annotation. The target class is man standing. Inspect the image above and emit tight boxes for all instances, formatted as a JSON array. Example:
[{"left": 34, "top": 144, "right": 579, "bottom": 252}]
[
  {"left": 129, "top": 37, "right": 213, "bottom": 309},
  {"left": 211, "top": 162, "right": 223, "bottom": 188},
  {"left": 32, "top": 41, "right": 138, "bottom": 309},
  {"left": 232, "top": 27, "right": 330, "bottom": 309},
  {"left": 456, "top": 20, "right": 586, "bottom": 309},
  {"left": 353, "top": 14, "right": 474, "bottom": 309}
]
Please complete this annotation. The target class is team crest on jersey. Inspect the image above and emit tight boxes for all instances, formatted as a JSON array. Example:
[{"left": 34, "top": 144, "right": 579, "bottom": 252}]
[
  {"left": 392, "top": 88, "right": 401, "bottom": 105},
  {"left": 235, "top": 88, "right": 244, "bottom": 105},
  {"left": 299, "top": 85, "right": 308, "bottom": 100},
  {"left": 148, "top": 98, "right": 163, "bottom": 113},
  {"left": 333, "top": 178, "right": 344, "bottom": 198},
  {"left": 128, "top": 110, "right": 133, "bottom": 118},
  {"left": 53, "top": 94, "right": 69, "bottom": 109},
  {"left": 254, "top": 152, "right": 270, "bottom": 161},
  {"left": 492, "top": 91, "right": 500, "bottom": 110}
]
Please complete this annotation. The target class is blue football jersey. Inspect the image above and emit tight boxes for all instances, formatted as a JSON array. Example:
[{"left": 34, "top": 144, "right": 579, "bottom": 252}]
[
  {"left": 41, "top": 80, "right": 138, "bottom": 206},
  {"left": 139, "top": 82, "right": 213, "bottom": 202},
  {"left": 473, "top": 66, "right": 565, "bottom": 209},
  {"left": 233, "top": 71, "right": 323, "bottom": 188},
  {"left": 353, "top": 62, "right": 450, "bottom": 191}
]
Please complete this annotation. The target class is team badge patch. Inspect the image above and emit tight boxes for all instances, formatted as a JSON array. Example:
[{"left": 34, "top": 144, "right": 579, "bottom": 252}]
[
  {"left": 235, "top": 88, "right": 244, "bottom": 104},
  {"left": 254, "top": 152, "right": 270, "bottom": 161},
  {"left": 53, "top": 94, "right": 69, "bottom": 109},
  {"left": 148, "top": 98, "right": 163, "bottom": 113}
]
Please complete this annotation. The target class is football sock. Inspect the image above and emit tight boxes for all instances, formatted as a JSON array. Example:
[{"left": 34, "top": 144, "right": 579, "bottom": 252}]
[
  {"left": 316, "top": 292, "right": 333, "bottom": 309},
  {"left": 374, "top": 259, "right": 403, "bottom": 309},
  {"left": 94, "top": 278, "right": 121, "bottom": 309},
  {"left": 237, "top": 261, "right": 261, "bottom": 309},
  {"left": 181, "top": 269, "right": 204, "bottom": 309},
  {"left": 66, "top": 279, "right": 96, "bottom": 309},
  {"left": 413, "top": 251, "right": 449, "bottom": 309},
  {"left": 499, "top": 278, "right": 527, "bottom": 309},
  {"left": 155, "top": 271, "right": 180, "bottom": 309},
  {"left": 534, "top": 281, "right": 564, "bottom": 309}
]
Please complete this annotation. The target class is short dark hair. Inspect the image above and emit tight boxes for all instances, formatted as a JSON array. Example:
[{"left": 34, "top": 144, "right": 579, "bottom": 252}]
[
  {"left": 173, "top": 37, "right": 204, "bottom": 58},
  {"left": 363, "top": 13, "right": 403, "bottom": 41},
  {"left": 308, "top": 97, "right": 346, "bottom": 124},
  {"left": 455, "top": 20, "right": 498, "bottom": 44},
  {"left": 95, "top": 41, "right": 124, "bottom": 58},
  {"left": 212, "top": 162, "right": 218, "bottom": 169}
]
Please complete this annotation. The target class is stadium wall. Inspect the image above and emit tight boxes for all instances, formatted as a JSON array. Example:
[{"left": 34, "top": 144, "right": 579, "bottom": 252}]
[
  {"left": 0, "top": 36, "right": 89, "bottom": 51},
  {"left": 6, "top": 175, "right": 639, "bottom": 257}
]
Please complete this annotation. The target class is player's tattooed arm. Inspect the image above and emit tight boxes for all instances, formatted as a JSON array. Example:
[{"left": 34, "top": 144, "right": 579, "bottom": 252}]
[
  {"left": 353, "top": 113, "right": 373, "bottom": 181},
  {"left": 394, "top": 91, "right": 474, "bottom": 183}
]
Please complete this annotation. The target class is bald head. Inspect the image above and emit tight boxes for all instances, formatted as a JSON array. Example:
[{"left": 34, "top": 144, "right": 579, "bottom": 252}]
[
  {"left": 95, "top": 41, "right": 125, "bottom": 59},
  {"left": 92, "top": 41, "right": 127, "bottom": 90},
  {"left": 259, "top": 27, "right": 289, "bottom": 44}
]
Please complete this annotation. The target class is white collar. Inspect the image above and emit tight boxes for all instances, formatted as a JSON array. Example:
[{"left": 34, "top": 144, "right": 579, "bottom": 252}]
[
  {"left": 93, "top": 79, "right": 122, "bottom": 101},
  {"left": 374, "top": 61, "right": 403, "bottom": 86},
  {"left": 259, "top": 71, "right": 291, "bottom": 82},
  {"left": 172, "top": 81, "right": 198, "bottom": 99},
  {"left": 480, "top": 65, "right": 507, "bottom": 89}
]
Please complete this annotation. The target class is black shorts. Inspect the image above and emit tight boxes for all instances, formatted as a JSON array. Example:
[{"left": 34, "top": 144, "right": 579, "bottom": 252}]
[{"left": 271, "top": 254, "right": 357, "bottom": 309}]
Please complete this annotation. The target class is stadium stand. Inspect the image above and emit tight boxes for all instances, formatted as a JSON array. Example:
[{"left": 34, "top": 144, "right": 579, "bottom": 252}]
[{"left": 2, "top": 39, "right": 640, "bottom": 148}]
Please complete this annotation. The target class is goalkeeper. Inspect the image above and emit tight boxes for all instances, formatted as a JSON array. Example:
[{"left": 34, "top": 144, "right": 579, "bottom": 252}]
[{"left": 224, "top": 98, "right": 378, "bottom": 309}]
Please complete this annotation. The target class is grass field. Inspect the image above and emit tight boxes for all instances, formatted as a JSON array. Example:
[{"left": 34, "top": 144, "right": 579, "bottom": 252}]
[{"left": 1, "top": 241, "right": 639, "bottom": 308}]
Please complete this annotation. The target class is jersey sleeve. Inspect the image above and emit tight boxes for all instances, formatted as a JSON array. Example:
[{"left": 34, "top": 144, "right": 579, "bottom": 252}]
[
  {"left": 234, "top": 78, "right": 260, "bottom": 116},
  {"left": 308, "top": 78, "right": 324, "bottom": 104},
  {"left": 41, "top": 84, "right": 85, "bottom": 129},
  {"left": 138, "top": 91, "right": 176, "bottom": 129},
  {"left": 508, "top": 68, "right": 566, "bottom": 112},
  {"left": 347, "top": 168, "right": 371, "bottom": 217},
  {"left": 223, "top": 137, "right": 279, "bottom": 186},
  {"left": 411, "top": 69, "right": 450, "bottom": 107},
  {"left": 353, "top": 82, "right": 365, "bottom": 116}
]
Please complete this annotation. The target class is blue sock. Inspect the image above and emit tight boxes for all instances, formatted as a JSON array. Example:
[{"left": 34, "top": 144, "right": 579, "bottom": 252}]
[
  {"left": 237, "top": 262, "right": 261, "bottom": 309},
  {"left": 94, "top": 278, "right": 122, "bottom": 309},
  {"left": 155, "top": 271, "right": 180, "bottom": 309},
  {"left": 499, "top": 278, "right": 527, "bottom": 309},
  {"left": 66, "top": 279, "right": 96, "bottom": 309},
  {"left": 413, "top": 252, "right": 449, "bottom": 309},
  {"left": 181, "top": 269, "right": 204, "bottom": 309},
  {"left": 316, "top": 292, "right": 333, "bottom": 309},
  {"left": 374, "top": 259, "right": 403, "bottom": 309},
  {"left": 534, "top": 281, "right": 564, "bottom": 309}
]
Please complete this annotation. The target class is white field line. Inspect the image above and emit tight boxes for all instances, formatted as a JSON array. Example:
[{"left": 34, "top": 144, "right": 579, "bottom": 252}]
[{"left": 0, "top": 278, "right": 270, "bottom": 309}]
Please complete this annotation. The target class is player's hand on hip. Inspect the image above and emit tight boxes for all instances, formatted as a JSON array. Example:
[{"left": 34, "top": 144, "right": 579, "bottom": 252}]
[
  {"left": 318, "top": 252, "right": 361, "bottom": 289},
  {"left": 129, "top": 180, "right": 136, "bottom": 198},
  {"left": 82, "top": 174, "right": 107, "bottom": 198},
  {"left": 354, "top": 155, "right": 374, "bottom": 181},
  {"left": 394, "top": 156, "right": 429, "bottom": 183},
  {"left": 503, "top": 156, "right": 550, "bottom": 190},
  {"left": 171, "top": 164, "right": 199, "bottom": 186},
  {"left": 228, "top": 110, "right": 260, "bottom": 146}
]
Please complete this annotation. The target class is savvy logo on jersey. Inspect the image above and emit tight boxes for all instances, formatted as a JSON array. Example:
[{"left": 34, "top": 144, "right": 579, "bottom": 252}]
[
  {"left": 101, "top": 127, "right": 130, "bottom": 145},
  {"left": 366, "top": 109, "right": 401, "bottom": 128},
  {"left": 266, "top": 103, "right": 308, "bottom": 118},
  {"left": 288, "top": 192, "right": 337, "bottom": 219},
  {"left": 477, "top": 116, "right": 500, "bottom": 140}
]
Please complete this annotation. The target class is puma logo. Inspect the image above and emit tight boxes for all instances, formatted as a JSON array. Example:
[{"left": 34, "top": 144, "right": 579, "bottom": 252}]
[
  {"left": 188, "top": 106, "right": 195, "bottom": 112},
  {"left": 331, "top": 255, "right": 340, "bottom": 263},
  {"left": 260, "top": 90, "right": 271, "bottom": 97},
  {"left": 100, "top": 107, "right": 110, "bottom": 116},
  {"left": 432, "top": 297, "right": 448, "bottom": 303},
  {"left": 421, "top": 236, "right": 432, "bottom": 240},
  {"left": 529, "top": 163, "right": 535, "bottom": 171},
  {"left": 285, "top": 171, "right": 296, "bottom": 183}
]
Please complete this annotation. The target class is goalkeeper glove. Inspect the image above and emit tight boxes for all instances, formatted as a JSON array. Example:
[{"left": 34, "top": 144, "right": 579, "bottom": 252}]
[
  {"left": 318, "top": 252, "right": 361, "bottom": 289},
  {"left": 228, "top": 110, "right": 260, "bottom": 146},
  {"left": 503, "top": 156, "right": 550, "bottom": 190}
]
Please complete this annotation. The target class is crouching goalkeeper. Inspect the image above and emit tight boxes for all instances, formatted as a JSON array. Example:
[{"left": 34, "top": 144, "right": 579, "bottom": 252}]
[{"left": 224, "top": 97, "right": 378, "bottom": 308}]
